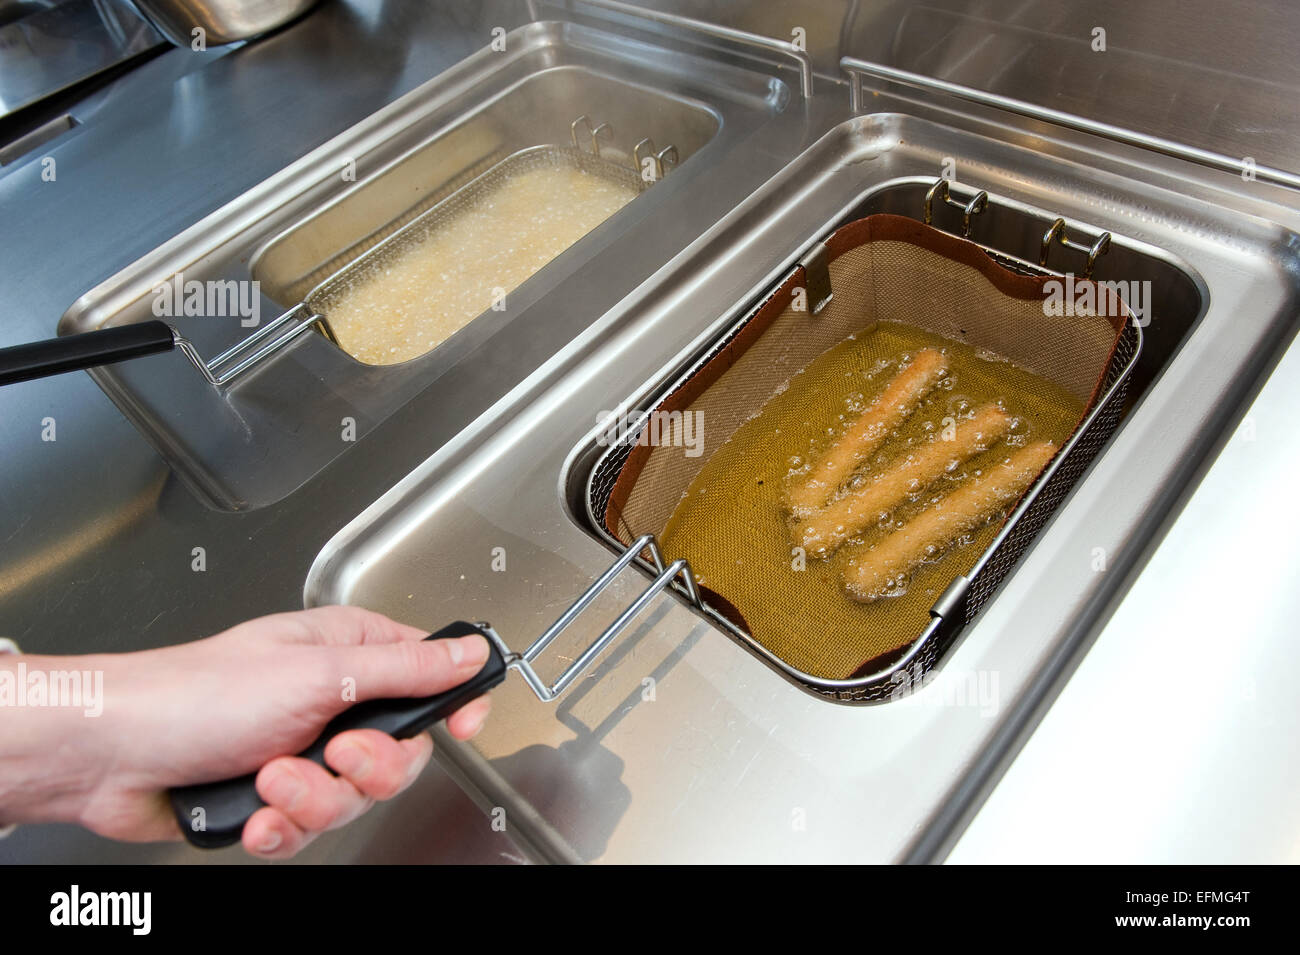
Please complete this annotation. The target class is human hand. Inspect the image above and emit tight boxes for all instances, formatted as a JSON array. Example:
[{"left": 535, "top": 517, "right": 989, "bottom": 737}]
[{"left": 0, "top": 606, "right": 492, "bottom": 858}]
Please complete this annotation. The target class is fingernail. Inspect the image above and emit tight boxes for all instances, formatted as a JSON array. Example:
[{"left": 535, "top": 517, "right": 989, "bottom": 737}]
[
  {"left": 257, "top": 829, "right": 282, "bottom": 853},
  {"left": 405, "top": 755, "right": 426, "bottom": 785},
  {"left": 461, "top": 634, "right": 489, "bottom": 667},
  {"left": 332, "top": 740, "right": 372, "bottom": 780},
  {"left": 265, "top": 768, "right": 305, "bottom": 810},
  {"left": 466, "top": 713, "right": 488, "bottom": 739}
]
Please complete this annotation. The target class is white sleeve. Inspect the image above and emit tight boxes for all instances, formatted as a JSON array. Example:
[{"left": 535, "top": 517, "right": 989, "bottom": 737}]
[{"left": 0, "top": 637, "right": 19, "bottom": 838}]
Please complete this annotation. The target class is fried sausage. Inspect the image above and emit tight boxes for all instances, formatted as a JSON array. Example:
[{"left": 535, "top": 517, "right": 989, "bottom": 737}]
[
  {"left": 842, "top": 440, "right": 1058, "bottom": 602},
  {"left": 786, "top": 348, "right": 949, "bottom": 517},
  {"left": 793, "top": 404, "right": 1013, "bottom": 558}
]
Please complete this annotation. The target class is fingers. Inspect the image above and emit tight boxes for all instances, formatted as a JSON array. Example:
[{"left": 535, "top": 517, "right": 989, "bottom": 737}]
[
  {"left": 243, "top": 730, "right": 435, "bottom": 859},
  {"left": 220, "top": 606, "right": 495, "bottom": 860},
  {"left": 445, "top": 695, "right": 492, "bottom": 741},
  {"left": 324, "top": 729, "right": 434, "bottom": 800},
  {"left": 331, "top": 631, "right": 491, "bottom": 701},
  {"left": 233, "top": 605, "right": 494, "bottom": 707},
  {"left": 242, "top": 806, "right": 312, "bottom": 859},
  {"left": 255, "top": 755, "right": 372, "bottom": 834},
  {"left": 281, "top": 605, "right": 430, "bottom": 648},
  {"left": 268, "top": 605, "right": 494, "bottom": 700}
]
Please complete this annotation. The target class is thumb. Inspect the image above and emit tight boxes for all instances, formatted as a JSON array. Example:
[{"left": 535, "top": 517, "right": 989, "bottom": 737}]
[{"left": 329, "top": 633, "right": 491, "bottom": 702}]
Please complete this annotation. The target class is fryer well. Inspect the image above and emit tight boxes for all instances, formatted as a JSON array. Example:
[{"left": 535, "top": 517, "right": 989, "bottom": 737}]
[{"left": 583, "top": 200, "right": 1141, "bottom": 701}]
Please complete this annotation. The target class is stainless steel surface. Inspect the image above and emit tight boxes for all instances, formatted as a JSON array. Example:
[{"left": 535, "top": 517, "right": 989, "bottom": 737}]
[
  {"left": 0, "top": 112, "right": 75, "bottom": 165},
  {"left": 0, "top": 0, "right": 163, "bottom": 119},
  {"left": 947, "top": 354, "right": 1300, "bottom": 864},
  {"left": 305, "top": 107, "right": 1300, "bottom": 860},
  {"left": 56, "top": 19, "right": 782, "bottom": 510},
  {"left": 132, "top": 0, "right": 320, "bottom": 47},
  {"left": 3, "top": 0, "right": 1300, "bottom": 864},
  {"left": 555, "top": 0, "right": 814, "bottom": 98},
  {"left": 624, "top": 0, "right": 1300, "bottom": 175},
  {"left": 857, "top": 0, "right": 1300, "bottom": 177},
  {"left": 842, "top": 56, "right": 1300, "bottom": 191}
]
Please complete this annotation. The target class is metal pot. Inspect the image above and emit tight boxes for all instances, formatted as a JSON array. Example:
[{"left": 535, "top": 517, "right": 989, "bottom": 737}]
[{"left": 131, "top": 0, "right": 320, "bottom": 47}]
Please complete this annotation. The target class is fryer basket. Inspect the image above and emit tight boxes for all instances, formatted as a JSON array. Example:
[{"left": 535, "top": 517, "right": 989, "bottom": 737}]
[
  {"left": 302, "top": 144, "right": 647, "bottom": 315},
  {"left": 583, "top": 194, "right": 1141, "bottom": 702},
  {"left": 164, "top": 135, "right": 659, "bottom": 388}
]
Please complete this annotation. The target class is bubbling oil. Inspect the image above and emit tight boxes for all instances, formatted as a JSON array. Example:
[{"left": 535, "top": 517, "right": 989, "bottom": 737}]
[
  {"left": 322, "top": 163, "right": 637, "bottom": 365},
  {"left": 659, "top": 322, "right": 1086, "bottom": 680}
]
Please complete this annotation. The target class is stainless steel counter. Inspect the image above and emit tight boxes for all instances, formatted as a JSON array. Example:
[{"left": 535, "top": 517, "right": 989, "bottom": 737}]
[
  {"left": 2, "top": 0, "right": 1299, "bottom": 864},
  {"left": 948, "top": 346, "right": 1300, "bottom": 864}
]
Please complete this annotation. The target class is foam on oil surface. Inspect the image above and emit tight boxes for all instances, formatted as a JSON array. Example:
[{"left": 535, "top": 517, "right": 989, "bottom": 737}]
[{"left": 324, "top": 163, "right": 636, "bottom": 365}]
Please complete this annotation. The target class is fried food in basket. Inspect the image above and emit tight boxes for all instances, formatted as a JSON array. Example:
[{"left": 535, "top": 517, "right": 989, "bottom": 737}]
[
  {"left": 842, "top": 440, "right": 1058, "bottom": 602},
  {"left": 785, "top": 348, "right": 949, "bottom": 517},
  {"left": 792, "top": 404, "right": 1012, "bottom": 558}
]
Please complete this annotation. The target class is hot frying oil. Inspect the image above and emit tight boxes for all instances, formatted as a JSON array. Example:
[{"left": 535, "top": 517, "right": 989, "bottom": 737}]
[{"left": 659, "top": 322, "right": 1085, "bottom": 680}]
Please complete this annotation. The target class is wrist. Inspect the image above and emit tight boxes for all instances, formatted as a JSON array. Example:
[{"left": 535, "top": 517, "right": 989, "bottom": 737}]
[
  {"left": 0, "top": 650, "right": 117, "bottom": 829},
  {"left": 0, "top": 638, "right": 15, "bottom": 836}
]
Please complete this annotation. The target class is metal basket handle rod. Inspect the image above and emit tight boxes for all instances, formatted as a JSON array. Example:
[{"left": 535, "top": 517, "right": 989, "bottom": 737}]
[{"left": 516, "top": 534, "right": 700, "bottom": 701}]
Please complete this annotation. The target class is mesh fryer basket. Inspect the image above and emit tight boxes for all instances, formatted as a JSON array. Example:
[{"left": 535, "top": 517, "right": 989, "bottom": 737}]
[{"left": 585, "top": 212, "right": 1140, "bottom": 701}]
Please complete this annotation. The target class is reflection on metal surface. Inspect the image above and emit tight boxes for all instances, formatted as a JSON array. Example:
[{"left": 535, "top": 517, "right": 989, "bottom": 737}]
[
  {"left": 551, "top": 0, "right": 814, "bottom": 98},
  {"left": 842, "top": 56, "right": 1300, "bottom": 191},
  {"left": 0, "top": 112, "right": 76, "bottom": 164},
  {"left": 0, "top": 0, "right": 162, "bottom": 119},
  {"left": 0, "top": 470, "right": 165, "bottom": 600},
  {"left": 131, "top": 0, "right": 320, "bottom": 47},
  {"left": 869, "top": 2, "right": 1300, "bottom": 178}
]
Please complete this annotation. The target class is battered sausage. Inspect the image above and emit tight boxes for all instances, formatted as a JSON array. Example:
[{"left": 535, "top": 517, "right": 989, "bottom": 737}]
[
  {"left": 793, "top": 404, "right": 1013, "bottom": 558},
  {"left": 842, "top": 440, "right": 1058, "bottom": 602},
  {"left": 786, "top": 348, "right": 949, "bottom": 517}
]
